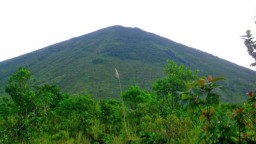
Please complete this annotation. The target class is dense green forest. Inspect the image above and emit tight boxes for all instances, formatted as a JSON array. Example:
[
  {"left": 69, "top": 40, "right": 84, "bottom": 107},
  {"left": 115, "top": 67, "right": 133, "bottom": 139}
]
[{"left": 0, "top": 61, "right": 255, "bottom": 143}]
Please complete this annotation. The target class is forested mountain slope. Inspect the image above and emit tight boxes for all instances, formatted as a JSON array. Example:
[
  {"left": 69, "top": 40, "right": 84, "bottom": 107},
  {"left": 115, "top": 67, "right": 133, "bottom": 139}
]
[{"left": 0, "top": 25, "right": 255, "bottom": 102}]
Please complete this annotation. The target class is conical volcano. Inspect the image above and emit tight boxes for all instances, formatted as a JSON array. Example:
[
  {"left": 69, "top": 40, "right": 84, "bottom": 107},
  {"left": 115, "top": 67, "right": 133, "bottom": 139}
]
[{"left": 0, "top": 25, "right": 255, "bottom": 102}]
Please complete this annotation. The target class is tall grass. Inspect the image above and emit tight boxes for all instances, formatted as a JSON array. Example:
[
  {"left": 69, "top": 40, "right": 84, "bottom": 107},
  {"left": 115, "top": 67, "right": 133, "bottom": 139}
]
[{"left": 115, "top": 68, "right": 130, "bottom": 140}]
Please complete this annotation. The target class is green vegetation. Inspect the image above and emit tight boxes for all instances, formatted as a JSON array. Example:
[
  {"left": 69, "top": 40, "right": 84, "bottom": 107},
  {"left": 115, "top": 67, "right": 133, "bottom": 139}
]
[
  {"left": 0, "top": 26, "right": 256, "bottom": 103},
  {"left": 1, "top": 61, "right": 255, "bottom": 143}
]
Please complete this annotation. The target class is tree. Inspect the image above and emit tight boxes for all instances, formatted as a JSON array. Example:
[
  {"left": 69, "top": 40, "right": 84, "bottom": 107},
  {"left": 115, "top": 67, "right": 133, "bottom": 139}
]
[
  {"left": 240, "top": 21, "right": 256, "bottom": 142},
  {"left": 0, "top": 97, "right": 18, "bottom": 143},
  {"left": 241, "top": 18, "right": 256, "bottom": 66},
  {"left": 99, "top": 99, "right": 122, "bottom": 135},
  {"left": 241, "top": 30, "right": 256, "bottom": 66},
  {"left": 122, "top": 86, "right": 154, "bottom": 110},
  {"left": 153, "top": 60, "right": 197, "bottom": 96},
  {"left": 5, "top": 68, "right": 36, "bottom": 141},
  {"left": 5, "top": 68, "right": 35, "bottom": 115},
  {"left": 4, "top": 68, "right": 67, "bottom": 143},
  {"left": 56, "top": 95, "right": 98, "bottom": 139},
  {"left": 34, "top": 84, "right": 65, "bottom": 110},
  {"left": 152, "top": 60, "right": 197, "bottom": 116}
]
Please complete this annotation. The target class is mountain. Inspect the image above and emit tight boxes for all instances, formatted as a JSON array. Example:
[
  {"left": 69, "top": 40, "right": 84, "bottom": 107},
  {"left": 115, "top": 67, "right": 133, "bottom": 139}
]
[{"left": 0, "top": 25, "right": 255, "bottom": 102}]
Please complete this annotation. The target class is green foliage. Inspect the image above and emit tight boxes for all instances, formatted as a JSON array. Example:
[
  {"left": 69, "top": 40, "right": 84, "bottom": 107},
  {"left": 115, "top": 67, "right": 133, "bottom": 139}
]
[
  {"left": 180, "top": 76, "right": 224, "bottom": 108},
  {"left": 35, "top": 84, "right": 66, "bottom": 109},
  {"left": 1, "top": 61, "right": 256, "bottom": 143},
  {"left": 55, "top": 95, "right": 99, "bottom": 140},
  {"left": 5, "top": 68, "right": 34, "bottom": 114},
  {"left": 179, "top": 75, "right": 228, "bottom": 143},
  {"left": 123, "top": 86, "right": 155, "bottom": 110},
  {"left": 153, "top": 60, "right": 197, "bottom": 96},
  {"left": 2, "top": 68, "right": 68, "bottom": 143},
  {"left": 0, "top": 97, "right": 18, "bottom": 143},
  {"left": 153, "top": 60, "right": 197, "bottom": 116},
  {"left": 99, "top": 99, "right": 122, "bottom": 134},
  {"left": 231, "top": 92, "right": 256, "bottom": 143}
]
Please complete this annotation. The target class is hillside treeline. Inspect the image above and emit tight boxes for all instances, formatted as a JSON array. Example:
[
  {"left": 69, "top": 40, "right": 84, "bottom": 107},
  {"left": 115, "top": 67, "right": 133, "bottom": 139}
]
[{"left": 0, "top": 61, "right": 255, "bottom": 143}]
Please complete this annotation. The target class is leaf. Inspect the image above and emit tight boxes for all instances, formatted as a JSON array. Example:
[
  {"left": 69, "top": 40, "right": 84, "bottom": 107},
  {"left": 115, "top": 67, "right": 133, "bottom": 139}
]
[
  {"left": 184, "top": 81, "right": 192, "bottom": 89},
  {"left": 211, "top": 77, "right": 224, "bottom": 82},
  {"left": 198, "top": 78, "right": 205, "bottom": 86},
  {"left": 181, "top": 94, "right": 189, "bottom": 100},
  {"left": 176, "top": 91, "right": 184, "bottom": 95},
  {"left": 181, "top": 99, "right": 190, "bottom": 108},
  {"left": 247, "top": 91, "right": 253, "bottom": 97},
  {"left": 207, "top": 93, "right": 219, "bottom": 105},
  {"left": 207, "top": 75, "right": 213, "bottom": 82},
  {"left": 200, "top": 92, "right": 208, "bottom": 100}
]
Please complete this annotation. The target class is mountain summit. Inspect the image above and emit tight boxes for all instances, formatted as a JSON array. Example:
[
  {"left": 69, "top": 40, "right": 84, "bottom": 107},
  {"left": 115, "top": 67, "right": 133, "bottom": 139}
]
[{"left": 0, "top": 25, "right": 255, "bottom": 102}]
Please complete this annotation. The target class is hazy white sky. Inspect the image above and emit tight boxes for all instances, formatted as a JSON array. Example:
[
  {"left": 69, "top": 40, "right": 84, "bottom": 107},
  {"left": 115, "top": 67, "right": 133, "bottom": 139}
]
[{"left": 1, "top": 0, "right": 256, "bottom": 70}]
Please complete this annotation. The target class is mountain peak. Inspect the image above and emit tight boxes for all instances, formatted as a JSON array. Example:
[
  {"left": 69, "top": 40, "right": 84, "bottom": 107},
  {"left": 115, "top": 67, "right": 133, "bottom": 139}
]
[{"left": 102, "top": 25, "right": 141, "bottom": 30}]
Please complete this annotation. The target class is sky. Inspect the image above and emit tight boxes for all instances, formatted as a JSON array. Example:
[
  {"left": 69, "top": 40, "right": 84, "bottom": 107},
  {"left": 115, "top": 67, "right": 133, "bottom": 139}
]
[{"left": 1, "top": 0, "right": 256, "bottom": 70}]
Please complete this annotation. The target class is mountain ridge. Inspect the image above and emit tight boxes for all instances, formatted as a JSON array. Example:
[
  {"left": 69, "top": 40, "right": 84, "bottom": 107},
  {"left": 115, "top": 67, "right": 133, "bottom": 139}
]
[{"left": 0, "top": 25, "right": 255, "bottom": 102}]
